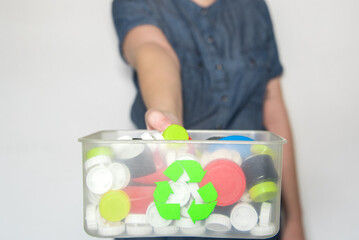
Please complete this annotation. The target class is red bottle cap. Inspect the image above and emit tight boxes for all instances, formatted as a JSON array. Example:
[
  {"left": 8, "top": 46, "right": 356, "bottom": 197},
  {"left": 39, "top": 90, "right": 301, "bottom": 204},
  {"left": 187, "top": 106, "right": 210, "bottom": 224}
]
[
  {"left": 200, "top": 159, "right": 246, "bottom": 206},
  {"left": 123, "top": 186, "right": 156, "bottom": 214}
]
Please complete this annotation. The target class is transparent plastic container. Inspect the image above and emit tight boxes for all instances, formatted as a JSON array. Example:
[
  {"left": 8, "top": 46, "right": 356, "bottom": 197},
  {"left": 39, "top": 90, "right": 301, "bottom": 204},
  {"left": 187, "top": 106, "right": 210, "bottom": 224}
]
[{"left": 79, "top": 130, "right": 286, "bottom": 239}]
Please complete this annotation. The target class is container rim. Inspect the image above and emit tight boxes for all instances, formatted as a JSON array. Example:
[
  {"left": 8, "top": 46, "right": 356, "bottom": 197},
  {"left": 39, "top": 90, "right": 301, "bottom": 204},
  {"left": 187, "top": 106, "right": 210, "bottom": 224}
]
[{"left": 78, "top": 130, "right": 287, "bottom": 145}]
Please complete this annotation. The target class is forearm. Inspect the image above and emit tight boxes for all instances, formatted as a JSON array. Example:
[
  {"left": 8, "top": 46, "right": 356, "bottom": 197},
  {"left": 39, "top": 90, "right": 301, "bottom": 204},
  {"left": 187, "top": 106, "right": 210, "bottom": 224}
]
[
  {"left": 263, "top": 79, "right": 303, "bottom": 222},
  {"left": 134, "top": 42, "right": 183, "bottom": 121}
]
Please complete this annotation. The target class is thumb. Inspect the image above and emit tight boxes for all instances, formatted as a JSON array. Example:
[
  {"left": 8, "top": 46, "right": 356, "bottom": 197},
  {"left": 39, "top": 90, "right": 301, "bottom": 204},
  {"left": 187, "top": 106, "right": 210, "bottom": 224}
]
[{"left": 145, "top": 109, "right": 172, "bottom": 132}]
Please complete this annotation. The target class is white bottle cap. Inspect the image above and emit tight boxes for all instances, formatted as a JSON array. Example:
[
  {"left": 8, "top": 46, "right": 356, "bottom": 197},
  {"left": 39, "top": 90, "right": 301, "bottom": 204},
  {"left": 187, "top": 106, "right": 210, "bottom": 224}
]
[
  {"left": 85, "top": 204, "right": 98, "bottom": 231},
  {"left": 125, "top": 214, "right": 147, "bottom": 224},
  {"left": 96, "top": 207, "right": 126, "bottom": 236},
  {"left": 181, "top": 225, "right": 206, "bottom": 235},
  {"left": 154, "top": 225, "right": 179, "bottom": 235},
  {"left": 176, "top": 217, "right": 202, "bottom": 228},
  {"left": 177, "top": 153, "right": 197, "bottom": 161},
  {"left": 250, "top": 223, "right": 276, "bottom": 236},
  {"left": 178, "top": 219, "right": 205, "bottom": 235},
  {"left": 230, "top": 203, "right": 258, "bottom": 231},
  {"left": 202, "top": 148, "right": 243, "bottom": 167},
  {"left": 259, "top": 202, "right": 272, "bottom": 226},
  {"left": 85, "top": 155, "right": 112, "bottom": 171},
  {"left": 141, "top": 132, "right": 155, "bottom": 140},
  {"left": 188, "top": 183, "right": 204, "bottom": 203},
  {"left": 146, "top": 202, "right": 172, "bottom": 228},
  {"left": 152, "top": 133, "right": 165, "bottom": 140},
  {"left": 86, "top": 190, "right": 101, "bottom": 204},
  {"left": 239, "top": 191, "right": 252, "bottom": 203},
  {"left": 167, "top": 181, "right": 190, "bottom": 207},
  {"left": 109, "top": 163, "right": 130, "bottom": 190},
  {"left": 205, "top": 214, "right": 231, "bottom": 232},
  {"left": 180, "top": 198, "right": 192, "bottom": 218},
  {"left": 117, "top": 135, "right": 133, "bottom": 140},
  {"left": 86, "top": 166, "right": 113, "bottom": 195},
  {"left": 126, "top": 224, "right": 153, "bottom": 235}
]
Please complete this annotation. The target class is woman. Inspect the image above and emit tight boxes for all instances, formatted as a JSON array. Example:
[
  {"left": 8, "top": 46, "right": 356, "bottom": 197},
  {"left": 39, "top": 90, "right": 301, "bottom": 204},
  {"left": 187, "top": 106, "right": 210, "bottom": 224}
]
[{"left": 112, "top": 0, "right": 305, "bottom": 239}]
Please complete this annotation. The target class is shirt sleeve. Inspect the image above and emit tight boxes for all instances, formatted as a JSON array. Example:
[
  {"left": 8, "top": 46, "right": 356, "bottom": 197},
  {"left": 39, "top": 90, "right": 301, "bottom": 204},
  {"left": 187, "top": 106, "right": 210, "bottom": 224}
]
[
  {"left": 259, "top": 0, "right": 283, "bottom": 80},
  {"left": 112, "top": 0, "right": 160, "bottom": 63}
]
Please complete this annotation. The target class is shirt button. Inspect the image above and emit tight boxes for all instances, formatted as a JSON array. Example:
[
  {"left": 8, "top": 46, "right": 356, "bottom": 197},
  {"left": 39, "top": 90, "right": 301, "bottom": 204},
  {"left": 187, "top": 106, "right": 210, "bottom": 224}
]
[
  {"left": 207, "top": 37, "right": 214, "bottom": 44},
  {"left": 216, "top": 64, "right": 223, "bottom": 71},
  {"left": 200, "top": 9, "right": 208, "bottom": 16},
  {"left": 221, "top": 95, "right": 228, "bottom": 102},
  {"left": 216, "top": 124, "right": 223, "bottom": 130}
]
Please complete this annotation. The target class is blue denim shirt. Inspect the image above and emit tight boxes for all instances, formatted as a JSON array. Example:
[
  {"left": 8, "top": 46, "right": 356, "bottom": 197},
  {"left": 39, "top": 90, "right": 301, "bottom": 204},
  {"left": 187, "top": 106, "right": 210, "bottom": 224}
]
[{"left": 112, "top": 0, "right": 283, "bottom": 130}]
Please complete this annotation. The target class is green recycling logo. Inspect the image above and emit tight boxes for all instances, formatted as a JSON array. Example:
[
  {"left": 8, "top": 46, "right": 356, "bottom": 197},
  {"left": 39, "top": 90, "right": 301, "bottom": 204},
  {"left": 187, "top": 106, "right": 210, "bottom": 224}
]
[{"left": 153, "top": 160, "right": 218, "bottom": 223}]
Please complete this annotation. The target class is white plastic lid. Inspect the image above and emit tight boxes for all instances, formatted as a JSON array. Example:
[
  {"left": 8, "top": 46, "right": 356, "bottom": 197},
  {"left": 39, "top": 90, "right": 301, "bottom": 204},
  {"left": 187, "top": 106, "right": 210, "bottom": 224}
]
[
  {"left": 259, "top": 202, "right": 272, "bottom": 226},
  {"left": 205, "top": 214, "right": 231, "bottom": 232},
  {"left": 141, "top": 132, "right": 155, "bottom": 140},
  {"left": 125, "top": 214, "right": 148, "bottom": 225},
  {"left": 154, "top": 225, "right": 179, "bottom": 235},
  {"left": 111, "top": 135, "right": 146, "bottom": 159},
  {"left": 146, "top": 202, "right": 172, "bottom": 228},
  {"left": 176, "top": 217, "right": 202, "bottom": 228},
  {"left": 230, "top": 203, "right": 258, "bottom": 231},
  {"left": 85, "top": 155, "right": 112, "bottom": 171},
  {"left": 201, "top": 148, "right": 242, "bottom": 167},
  {"left": 109, "top": 163, "right": 130, "bottom": 190},
  {"left": 85, "top": 204, "right": 98, "bottom": 231},
  {"left": 86, "top": 166, "right": 113, "bottom": 195},
  {"left": 250, "top": 223, "right": 276, "bottom": 236},
  {"left": 126, "top": 224, "right": 153, "bottom": 235},
  {"left": 177, "top": 153, "right": 197, "bottom": 161},
  {"left": 239, "top": 191, "right": 252, "bottom": 203},
  {"left": 152, "top": 133, "right": 165, "bottom": 140},
  {"left": 96, "top": 207, "right": 126, "bottom": 236},
  {"left": 188, "top": 183, "right": 204, "bottom": 203},
  {"left": 180, "top": 198, "right": 192, "bottom": 218},
  {"left": 86, "top": 190, "right": 101, "bottom": 204},
  {"left": 117, "top": 135, "right": 133, "bottom": 140},
  {"left": 166, "top": 181, "right": 190, "bottom": 207}
]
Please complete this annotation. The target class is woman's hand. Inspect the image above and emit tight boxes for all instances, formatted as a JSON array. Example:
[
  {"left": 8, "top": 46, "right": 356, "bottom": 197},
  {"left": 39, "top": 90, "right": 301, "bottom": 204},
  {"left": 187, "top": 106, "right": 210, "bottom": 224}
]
[{"left": 145, "top": 108, "right": 182, "bottom": 132}]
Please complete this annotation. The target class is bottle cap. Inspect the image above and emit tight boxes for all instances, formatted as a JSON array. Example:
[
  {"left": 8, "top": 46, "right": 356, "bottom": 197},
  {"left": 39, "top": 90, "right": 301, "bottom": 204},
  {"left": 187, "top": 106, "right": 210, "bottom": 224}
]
[
  {"left": 146, "top": 202, "right": 172, "bottom": 228},
  {"left": 86, "top": 190, "right": 101, "bottom": 204},
  {"left": 153, "top": 132, "right": 165, "bottom": 140},
  {"left": 166, "top": 181, "right": 190, "bottom": 207},
  {"left": 201, "top": 149, "right": 242, "bottom": 167},
  {"left": 154, "top": 225, "right": 179, "bottom": 235},
  {"left": 123, "top": 186, "right": 156, "bottom": 214},
  {"left": 251, "top": 145, "right": 276, "bottom": 159},
  {"left": 162, "top": 124, "right": 189, "bottom": 140},
  {"left": 259, "top": 202, "right": 272, "bottom": 226},
  {"left": 200, "top": 159, "right": 246, "bottom": 206},
  {"left": 109, "top": 163, "right": 130, "bottom": 190},
  {"left": 85, "top": 155, "right": 112, "bottom": 171},
  {"left": 99, "top": 190, "right": 130, "bottom": 222},
  {"left": 180, "top": 198, "right": 192, "bottom": 218},
  {"left": 86, "top": 166, "right": 113, "bottom": 195},
  {"left": 96, "top": 208, "right": 126, "bottom": 236},
  {"left": 241, "top": 154, "right": 278, "bottom": 189},
  {"left": 112, "top": 142, "right": 145, "bottom": 160},
  {"left": 249, "top": 181, "right": 277, "bottom": 202},
  {"left": 188, "top": 183, "right": 204, "bottom": 203},
  {"left": 86, "top": 147, "right": 113, "bottom": 160},
  {"left": 239, "top": 191, "right": 252, "bottom": 203},
  {"left": 85, "top": 204, "right": 98, "bottom": 231},
  {"left": 230, "top": 203, "right": 258, "bottom": 231},
  {"left": 125, "top": 214, "right": 147, "bottom": 224},
  {"left": 140, "top": 132, "right": 155, "bottom": 140},
  {"left": 126, "top": 224, "right": 153, "bottom": 235},
  {"left": 176, "top": 217, "right": 202, "bottom": 228},
  {"left": 205, "top": 214, "right": 231, "bottom": 232},
  {"left": 250, "top": 223, "right": 276, "bottom": 236}
]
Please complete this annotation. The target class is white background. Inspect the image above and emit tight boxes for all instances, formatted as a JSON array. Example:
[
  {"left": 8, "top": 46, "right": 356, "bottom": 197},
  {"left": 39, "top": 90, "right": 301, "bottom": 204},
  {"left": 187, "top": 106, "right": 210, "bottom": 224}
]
[{"left": 0, "top": 0, "right": 358, "bottom": 239}]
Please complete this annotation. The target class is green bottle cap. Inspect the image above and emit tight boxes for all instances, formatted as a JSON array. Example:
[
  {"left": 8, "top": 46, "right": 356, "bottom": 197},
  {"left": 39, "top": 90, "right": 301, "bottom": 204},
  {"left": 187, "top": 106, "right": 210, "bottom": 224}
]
[
  {"left": 99, "top": 190, "right": 130, "bottom": 221},
  {"left": 249, "top": 181, "right": 277, "bottom": 202},
  {"left": 86, "top": 147, "right": 113, "bottom": 160},
  {"left": 162, "top": 124, "right": 189, "bottom": 140}
]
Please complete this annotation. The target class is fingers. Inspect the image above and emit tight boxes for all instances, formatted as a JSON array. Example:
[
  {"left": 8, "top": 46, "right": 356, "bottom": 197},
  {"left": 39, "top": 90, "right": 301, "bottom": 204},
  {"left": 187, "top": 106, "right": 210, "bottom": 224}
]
[{"left": 145, "top": 109, "right": 173, "bottom": 132}]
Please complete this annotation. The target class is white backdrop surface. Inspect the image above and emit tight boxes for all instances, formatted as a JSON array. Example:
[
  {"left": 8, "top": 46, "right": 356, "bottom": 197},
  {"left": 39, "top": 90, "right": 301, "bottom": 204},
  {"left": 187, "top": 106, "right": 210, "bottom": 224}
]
[{"left": 0, "top": 0, "right": 358, "bottom": 239}]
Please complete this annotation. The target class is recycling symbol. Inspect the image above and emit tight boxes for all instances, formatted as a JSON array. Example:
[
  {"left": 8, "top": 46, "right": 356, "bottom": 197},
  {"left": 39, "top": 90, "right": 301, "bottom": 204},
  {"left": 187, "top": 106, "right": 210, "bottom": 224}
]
[{"left": 153, "top": 160, "right": 218, "bottom": 223}]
